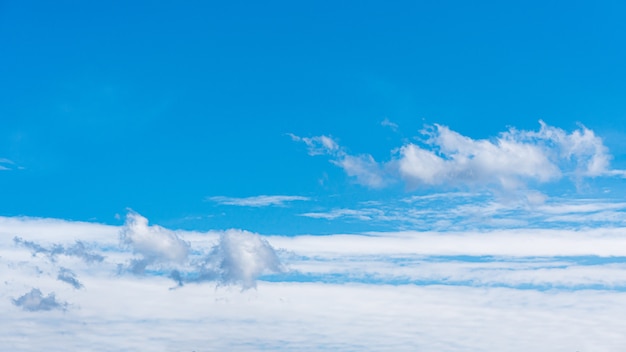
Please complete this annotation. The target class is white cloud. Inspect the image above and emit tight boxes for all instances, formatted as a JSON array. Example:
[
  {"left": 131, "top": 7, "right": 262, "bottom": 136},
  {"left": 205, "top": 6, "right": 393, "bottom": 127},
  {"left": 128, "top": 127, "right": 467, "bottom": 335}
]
[
  {"left": 208, "top": 195, "right": 310, "bottom": 207},
  {"left": 331, "top": 154, "right": 386, "bottom": 188},
  {"left": 0, "top": 158, "right": 14, "bottom": 170},
  {"left": 294, "top": 122, "right": 626, "bottom": 192},
  {"left": 300, "top": 208, "right": 382, "bottom": 221},
  {"left": 290, "top": 133, "right": 388, "bottom": 188},
  {"left": 120, "top": 211, "right": 189, "bottom": 271},
  {"left": 288, "top": 133, "right": 339, "bottom": 156},
  {"left": 204, "top": 229, "right": 282, "bottom": 289},
  {"left": 3, "top": 214, "right": 626, "bottom": 350},
  {"left": 381, "top": 118, "right": 399, "bottom": 131},
  {"left": 524, "top": 121, "right": 612, "bottom": 177},
  {"left": 399, "top": 123, "right": 561, "bottom": 189}
]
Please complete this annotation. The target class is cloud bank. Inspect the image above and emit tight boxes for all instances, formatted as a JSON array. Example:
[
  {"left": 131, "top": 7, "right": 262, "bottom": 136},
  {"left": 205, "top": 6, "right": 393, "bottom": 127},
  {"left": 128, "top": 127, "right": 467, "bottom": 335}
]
[{"left": 3, "top": 210, "right": 626, "bottom": 350}]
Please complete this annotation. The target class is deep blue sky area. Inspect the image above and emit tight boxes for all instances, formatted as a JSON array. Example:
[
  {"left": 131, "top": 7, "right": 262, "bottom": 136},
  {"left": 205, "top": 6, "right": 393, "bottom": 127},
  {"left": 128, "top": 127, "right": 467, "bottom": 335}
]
[{"left": 1, "top": 0, "right": 625, "bottom": 233}]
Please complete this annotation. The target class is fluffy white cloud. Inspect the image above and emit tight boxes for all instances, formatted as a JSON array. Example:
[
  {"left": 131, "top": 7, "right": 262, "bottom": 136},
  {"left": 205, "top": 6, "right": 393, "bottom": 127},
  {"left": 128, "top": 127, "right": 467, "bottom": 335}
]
[
  {"left": 294, "top": 122, "right": 625, "bottom": 191},
  {"left": 208, "top": 195, "right": 310, "bottom": 207},
  {"left": 205, "top": 229, "right": 282, "bottom": 289},
  {"left": 120, "top": 211, "right": 189, "bottom": 270},
  {"left": 397, "top": 122, "right": 607, "bottom": 189}
]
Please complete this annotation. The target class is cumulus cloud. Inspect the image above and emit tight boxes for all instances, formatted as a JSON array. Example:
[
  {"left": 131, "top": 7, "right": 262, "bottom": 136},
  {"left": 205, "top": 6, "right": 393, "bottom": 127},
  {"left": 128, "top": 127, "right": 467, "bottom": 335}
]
[
  {"left": 12, "top": 288, "right": 67, "bottom": 312},
  {"left": 117, "top": 212, "right": 282, "bottom": 289},
  {"left": 398, "top": 121, "right": 626, "bottom": 190},
  {"left": 294, "top": 121, "right": 624, "bottom": 192},
  {"left": 208, "top": 195, "right": 310, "bottom": 207},
  {"left": 201, "top": 230, "right": 282, "bottom": 289},
  {"left": 120, "top": 212, "right": 189, "bottom": 272}
]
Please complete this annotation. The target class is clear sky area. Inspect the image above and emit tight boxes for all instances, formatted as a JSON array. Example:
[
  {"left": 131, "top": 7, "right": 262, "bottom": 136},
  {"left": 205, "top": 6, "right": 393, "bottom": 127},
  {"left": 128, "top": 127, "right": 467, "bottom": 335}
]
[{"left": 2, "top": 1, "right": 626, "bottom": 350}]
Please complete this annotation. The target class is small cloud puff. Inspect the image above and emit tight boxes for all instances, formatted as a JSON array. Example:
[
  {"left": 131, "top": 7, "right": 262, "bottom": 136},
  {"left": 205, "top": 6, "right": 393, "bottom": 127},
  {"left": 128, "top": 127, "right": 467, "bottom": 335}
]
[
  {"left": 12, "top": 288, "right": 67, "bottom": 312},
  {"left": 208, "top": 230, "right": 282, "bottom": 289}
]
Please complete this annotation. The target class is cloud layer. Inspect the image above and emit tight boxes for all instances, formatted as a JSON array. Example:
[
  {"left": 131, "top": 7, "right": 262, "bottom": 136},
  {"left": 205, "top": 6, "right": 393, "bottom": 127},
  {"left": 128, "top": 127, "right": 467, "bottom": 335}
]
[{"left": 3, "top": 211, "right": 626, "bottom": 350}]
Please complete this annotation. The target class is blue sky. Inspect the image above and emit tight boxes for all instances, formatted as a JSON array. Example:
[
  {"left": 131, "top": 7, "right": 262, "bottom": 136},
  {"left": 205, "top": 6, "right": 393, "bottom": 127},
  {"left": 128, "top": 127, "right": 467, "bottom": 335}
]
[
  {"left": 2, "top": 0, "right": 626, "bottom": 233},
  {"left": 3, "top": 1, "right": 626, "bottom": 350}
]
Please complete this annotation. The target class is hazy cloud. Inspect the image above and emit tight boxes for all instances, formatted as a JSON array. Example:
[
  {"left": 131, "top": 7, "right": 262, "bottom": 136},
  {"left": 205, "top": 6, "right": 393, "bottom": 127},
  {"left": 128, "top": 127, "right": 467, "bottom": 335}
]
[
  {"left": 208, "top": 195, "right": 310, "bottom": 207},
  {"left": 0, "top": 158, "right": 15, "bottom": 171},
  {"left": 381, "top": 118, "right": 399, "bottom": 131}
]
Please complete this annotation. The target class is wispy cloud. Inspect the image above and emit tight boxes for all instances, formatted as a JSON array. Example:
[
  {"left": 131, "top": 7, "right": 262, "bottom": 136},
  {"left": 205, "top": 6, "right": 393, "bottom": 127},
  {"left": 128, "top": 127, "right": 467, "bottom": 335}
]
[
  {"left": 208, "top": 195, "right": 310, "bottom": 207},
  {"left": 0, "top": 158, "right": 15, "bottom": 171},
  {"left": 14, "top": 236, "right": 105, "bottom": 263},
  {"left": 290, "top": 133, "right": 388, "bottom": 188},
  {"left": 299, "top": 196, "right": 626, "bottom": 231},
  {"left": 380, "top": 118, "right": 399, "bottom": 131},
  {"left": 300, "top": 208, "right": 383, "bottom": 221}
]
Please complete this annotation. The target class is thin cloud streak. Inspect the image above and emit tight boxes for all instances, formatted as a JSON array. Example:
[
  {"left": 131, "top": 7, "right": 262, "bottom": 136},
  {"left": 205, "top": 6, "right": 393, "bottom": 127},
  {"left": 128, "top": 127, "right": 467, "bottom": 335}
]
[{"left": 208, "top": 195, "right": 310, "bottom": 207}]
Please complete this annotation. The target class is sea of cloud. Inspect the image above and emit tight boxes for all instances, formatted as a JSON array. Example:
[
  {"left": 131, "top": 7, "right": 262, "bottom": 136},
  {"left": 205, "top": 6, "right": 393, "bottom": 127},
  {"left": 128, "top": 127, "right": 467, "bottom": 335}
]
[{"left": 2, "top": 211, "right": 626, "bottom": 350}]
